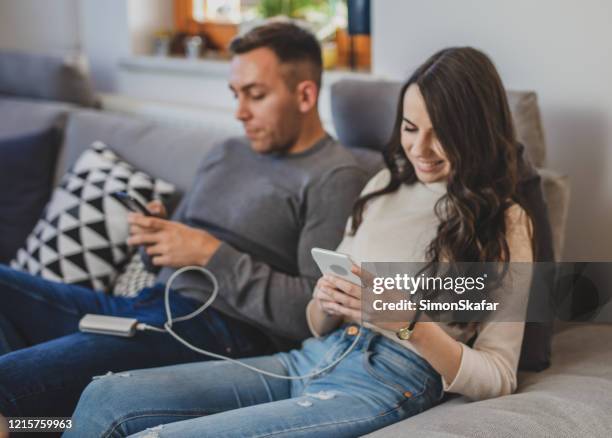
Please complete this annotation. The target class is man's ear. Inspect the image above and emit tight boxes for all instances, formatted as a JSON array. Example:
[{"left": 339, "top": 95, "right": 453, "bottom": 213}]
[{"left": 296, "top": 80, "right": 319, "bottom": 113}]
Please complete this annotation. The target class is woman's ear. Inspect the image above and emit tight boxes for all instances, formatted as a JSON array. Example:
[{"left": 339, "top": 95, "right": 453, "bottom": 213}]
[{"left": 296, "top": 80, "right": 319, "bottom": 113}]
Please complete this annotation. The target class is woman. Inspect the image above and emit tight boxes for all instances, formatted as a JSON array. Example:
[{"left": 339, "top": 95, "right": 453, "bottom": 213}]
[{"left": 67, "top": 47, "right": 535, "bottom": 437}]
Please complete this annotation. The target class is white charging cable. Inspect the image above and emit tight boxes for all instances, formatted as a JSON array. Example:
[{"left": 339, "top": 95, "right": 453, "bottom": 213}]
[{"left": 137, "top": 266, "right": 362, "bottom": 380}]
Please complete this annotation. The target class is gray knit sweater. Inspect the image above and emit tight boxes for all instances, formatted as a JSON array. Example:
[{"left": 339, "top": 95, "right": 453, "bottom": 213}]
[{"left": 156, "top": 135, "right": 370, "bottom": 347}]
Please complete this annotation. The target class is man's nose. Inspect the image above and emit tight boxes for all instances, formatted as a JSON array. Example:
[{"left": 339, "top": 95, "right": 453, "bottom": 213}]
[{"left": 234, "top": 98, "right": 251, "bottom": 122}]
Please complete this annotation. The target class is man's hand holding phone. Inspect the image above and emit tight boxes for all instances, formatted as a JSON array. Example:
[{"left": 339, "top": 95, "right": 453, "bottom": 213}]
[
  {"left": 127, "top": 213, "right": 221, "bottom": 268},
  {"left": 145, "top": 200, "right": 167, "bottom": 218}
]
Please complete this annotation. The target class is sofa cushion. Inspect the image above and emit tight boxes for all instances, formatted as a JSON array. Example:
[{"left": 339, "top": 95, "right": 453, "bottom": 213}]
[
  {"left": 539, "top": 168, "right": 570, "bottom": 259},
  {"left": 0, "top": 128, "right": 62, "bottom": 263},
  {"left": 0, "top": 50, "right": 98, "bottom": 107},
  {"left": 11, "top": 142, "right": 175, "bottom": 292},
  {"left": 331, "top": 79, "right": 401, "bottom": 152},
  {"left": 330, "top": 79, "right": 547, "bottom": 167},
  {"left": 57, "top": 110, "right": 240, "bottom": 196},
  {"left": 507, "top": 91, "right": 547, "bottom": 167},
  {"left": 366, "top": 324, "right": 612, "bottom": 437}
]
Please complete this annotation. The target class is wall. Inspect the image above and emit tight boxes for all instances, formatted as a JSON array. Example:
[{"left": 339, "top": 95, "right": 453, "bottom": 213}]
[
  {"left": 0, "top": 0, "right": 172, "bottom": 91},
  {"left": 372, "top": 0, "right": 612, "bottom": 261},
  {"left": 0, "top": 0, "right": 81, "bottom": 54},
  {"left": 79, "top": 0, "right": 131, "bottom": 91},
  {"left": 80, "top": 0, "right": 173, "bottom": 91},
  {"left": 128, "top": 0, "right": 174, "bottom": 55}
]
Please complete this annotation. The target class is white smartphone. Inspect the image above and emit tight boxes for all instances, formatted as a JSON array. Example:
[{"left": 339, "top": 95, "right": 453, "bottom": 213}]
[{"left": 311, "top": 247, "right": 361, "bottom": 285}]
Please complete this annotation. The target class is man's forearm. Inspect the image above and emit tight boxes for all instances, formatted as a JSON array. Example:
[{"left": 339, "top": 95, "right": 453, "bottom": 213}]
[{"left": 205, "top": 242, "right": 316, "bottom": 340}]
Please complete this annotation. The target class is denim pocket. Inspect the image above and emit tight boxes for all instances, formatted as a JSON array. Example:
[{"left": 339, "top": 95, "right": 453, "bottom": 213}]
[{"left": 362, "top": 344, "right": 430, "bottom": 401}]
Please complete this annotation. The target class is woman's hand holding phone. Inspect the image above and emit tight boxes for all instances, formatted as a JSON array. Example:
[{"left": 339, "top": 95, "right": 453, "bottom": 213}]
[
  {"left": 313, "top": 267, "right": 418, "bottom": 332},
  {"left": 313, "top": 265, "right": 365, "bottom": 323}
]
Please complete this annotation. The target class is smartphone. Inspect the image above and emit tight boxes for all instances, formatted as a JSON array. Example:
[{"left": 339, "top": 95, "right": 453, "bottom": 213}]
[
  {"left": 311, "top": 247, "right": 361, "bottom": 285},
  {"left": 111, "top": 191, "right": 151, "bottom": 216}
]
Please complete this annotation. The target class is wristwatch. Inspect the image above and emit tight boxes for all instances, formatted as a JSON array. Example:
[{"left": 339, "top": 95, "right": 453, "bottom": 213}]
[
  {"left": 395, "top": 309, "right": 422, "bottom": 341},
  {"left": 396, "top": 325, "right": 414, "bottom": 340}
]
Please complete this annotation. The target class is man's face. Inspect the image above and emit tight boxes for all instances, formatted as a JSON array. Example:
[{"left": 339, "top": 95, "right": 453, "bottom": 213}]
[{"left": 229, "top": 47, "right": 302, "bottom": 154}]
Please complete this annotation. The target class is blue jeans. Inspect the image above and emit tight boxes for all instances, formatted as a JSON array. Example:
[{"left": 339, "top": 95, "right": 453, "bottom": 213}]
[
  {"left": 68, "top": 325, "right": 444, "bottom": 438},
  {"left": 0, "top": 264, "right": 271, "bottom": 418}
]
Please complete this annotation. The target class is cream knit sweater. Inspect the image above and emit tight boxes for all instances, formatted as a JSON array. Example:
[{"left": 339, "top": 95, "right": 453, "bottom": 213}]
[{"left": 307, "top": 169, "right": 533, "bottom": 401}]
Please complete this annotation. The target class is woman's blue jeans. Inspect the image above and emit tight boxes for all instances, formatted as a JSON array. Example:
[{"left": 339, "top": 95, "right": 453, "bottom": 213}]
[
  {"left": 68, "top": 325, "right": 444, "bottom": 438},
  {"left": 0, "top": 264, "right": 270, "bottom": 418}
]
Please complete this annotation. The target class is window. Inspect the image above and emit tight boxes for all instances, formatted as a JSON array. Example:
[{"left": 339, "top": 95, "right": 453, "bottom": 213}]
[
  {"left": 172, "top": 0, "right": 370, "bottom": 70},
  {"left": 192, "top": 0, "right": 243, "bottom": 23}
]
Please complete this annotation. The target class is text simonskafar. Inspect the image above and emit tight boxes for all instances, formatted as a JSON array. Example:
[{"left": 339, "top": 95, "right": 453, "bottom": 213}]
[{"left": 372, "top": 298, "right": 500, "bottom": 312}]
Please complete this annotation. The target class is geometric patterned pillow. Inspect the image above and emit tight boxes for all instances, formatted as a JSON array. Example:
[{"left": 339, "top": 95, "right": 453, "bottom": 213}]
[
  {"left": 112, "top": 252, "right": 157, "bottom": 297},
  {"left": 10, "top": 141, "right": 175, "bottom": 292}
]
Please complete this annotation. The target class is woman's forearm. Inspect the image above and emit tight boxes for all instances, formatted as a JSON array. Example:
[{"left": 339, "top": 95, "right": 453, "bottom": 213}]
[
  {"left": 408, "top": 321, "right": 463, "bottom": 386},
  {"left": 306, "top": 300, "right": 343, "bottom": 337}
]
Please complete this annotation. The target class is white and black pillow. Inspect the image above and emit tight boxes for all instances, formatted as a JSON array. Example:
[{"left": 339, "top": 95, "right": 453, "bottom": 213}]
[
  {"left": 112, "top": 252, "right": 156, "bottom": 297},
  {"left": 11, "top": 141, "right": 175, "bottom": 292}
]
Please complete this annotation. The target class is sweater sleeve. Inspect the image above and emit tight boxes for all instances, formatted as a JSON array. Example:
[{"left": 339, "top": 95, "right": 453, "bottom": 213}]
[
  {"left": 443, "top": 204, "right": 534, "bottom": 400},
  {"left": 204, "top": 166, "right": 369, "bottom": 341},
  {"left": 305, "top": 168, "right": 392, "bottom": 337}
]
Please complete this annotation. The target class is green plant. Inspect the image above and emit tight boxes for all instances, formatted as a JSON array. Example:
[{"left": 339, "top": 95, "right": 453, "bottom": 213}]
[{"left": 257, "top": 0, "right": 333, "bottom": 19}]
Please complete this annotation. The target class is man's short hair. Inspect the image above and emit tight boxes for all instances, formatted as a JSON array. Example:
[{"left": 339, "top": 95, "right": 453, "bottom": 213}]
[{"left": 229, "top": 21, "right": 323, "bottom": 90}]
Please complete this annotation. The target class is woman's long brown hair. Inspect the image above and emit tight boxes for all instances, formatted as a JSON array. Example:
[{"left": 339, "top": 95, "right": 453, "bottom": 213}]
[{"left": 351, "top": 47, "right": 536, "bottom": 272}]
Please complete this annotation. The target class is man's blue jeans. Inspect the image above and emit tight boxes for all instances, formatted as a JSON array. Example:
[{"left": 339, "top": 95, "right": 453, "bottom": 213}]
[
  {"left": 68, "top": 325, "right": 444, "bottom": 437},
  {"left": 0, "top": 264, "right": 270, "bottom": 418}
]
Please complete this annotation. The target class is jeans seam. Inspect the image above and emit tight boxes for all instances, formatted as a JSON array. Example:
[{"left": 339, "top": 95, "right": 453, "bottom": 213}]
[
  {"left": 106, "top": 403, "right": 407, "bottom": 438},
  {"left": 251, "top": 400, "right": 408, "bottom": 438},
  {"left": 103, "top": 411, "right": 215, "bottom": 438},
  {"left": 301, "top": 332, "right": 348, "bottom": 387}
]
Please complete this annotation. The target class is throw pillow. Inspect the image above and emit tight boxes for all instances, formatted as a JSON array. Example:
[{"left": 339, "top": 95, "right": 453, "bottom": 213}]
[
  {"left": 112, "top": 252, "right": 156, "bottom": 297},
  {"left": 0, "top": 128, "right": 61, "bottom": 263},
  {"left": 10, "top": 141, "right": 174, "bottom": 291}
]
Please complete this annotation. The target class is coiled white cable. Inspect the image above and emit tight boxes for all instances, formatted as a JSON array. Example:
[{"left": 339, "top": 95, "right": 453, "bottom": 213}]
[{"left": 137, "top": 266, "right": 362, "bottom": 380}]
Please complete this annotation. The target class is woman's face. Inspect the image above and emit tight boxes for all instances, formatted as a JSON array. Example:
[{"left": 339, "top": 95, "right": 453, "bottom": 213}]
[{"left": 401, "top": 84, "right": 451, "bottom": 183}]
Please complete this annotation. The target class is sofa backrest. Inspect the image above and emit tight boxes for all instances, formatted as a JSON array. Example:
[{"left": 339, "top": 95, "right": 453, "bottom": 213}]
[
  {"left": 57, "top": 109, "right": 242, "bottom": 196},
  {"left": 0, "top": 96, "right": 74, "bottom": 139},
  {"left": 0, "top": 50, "right": 99, "bottom": 107},
  {"left": 331, "top": 79, "right": 547, "bottom": 168}
]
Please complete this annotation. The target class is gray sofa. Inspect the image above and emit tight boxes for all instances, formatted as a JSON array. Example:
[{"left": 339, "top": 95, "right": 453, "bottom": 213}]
[
  {"left": 1, "top": 53, "right": 611, "bottom": 437},
  {"left": 368, "top": 322, "right": 612, "bottom": 437}
]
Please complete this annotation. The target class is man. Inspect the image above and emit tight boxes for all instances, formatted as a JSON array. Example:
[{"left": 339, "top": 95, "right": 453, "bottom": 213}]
[{"left": 0, "top": 22, "right": 370, "bottom": 417}]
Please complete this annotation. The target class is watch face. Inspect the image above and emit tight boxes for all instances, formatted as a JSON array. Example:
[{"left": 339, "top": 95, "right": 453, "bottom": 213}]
[{"left": 397, "top": 327, "right": 411, "bottom": 340}]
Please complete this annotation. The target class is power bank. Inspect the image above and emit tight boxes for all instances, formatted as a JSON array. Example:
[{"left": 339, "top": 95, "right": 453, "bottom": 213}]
[{"left": 79, "top": 314, "right": 139, "bottom": 337}]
